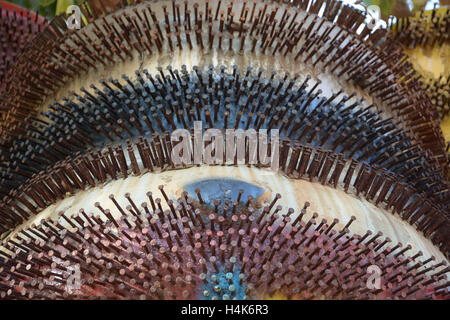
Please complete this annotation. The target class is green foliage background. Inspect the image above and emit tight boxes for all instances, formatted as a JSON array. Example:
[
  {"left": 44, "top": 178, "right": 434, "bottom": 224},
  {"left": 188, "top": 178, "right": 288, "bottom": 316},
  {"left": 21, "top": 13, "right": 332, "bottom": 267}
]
[{"left": 5, "top": 0, "right": 82, "bottom": 17}]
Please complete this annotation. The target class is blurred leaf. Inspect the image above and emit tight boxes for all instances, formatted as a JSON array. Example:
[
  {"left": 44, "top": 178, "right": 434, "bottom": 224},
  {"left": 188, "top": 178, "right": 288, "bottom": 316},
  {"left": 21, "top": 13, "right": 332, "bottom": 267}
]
[
  {"left": 39, "top": 0, "right": 56, "bottom": 7},
  {"left": 56, "top": 0, "right": 75, "bottom": 15},
  {"left": 363, "top": 0, "right": 395, "bottom": 18},
  {"left": 380, "top": 0, "right": 394, "bottom": 16},
  {"left": 5, "top": 0, "right": 33, "bottom": 7}
]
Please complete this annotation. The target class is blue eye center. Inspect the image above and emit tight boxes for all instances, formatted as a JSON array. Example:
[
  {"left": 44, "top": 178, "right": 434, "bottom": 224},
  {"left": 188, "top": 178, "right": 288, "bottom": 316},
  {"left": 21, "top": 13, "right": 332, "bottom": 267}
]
[{"left": 184, "top": 178, "right": 265, "bottom": 208}]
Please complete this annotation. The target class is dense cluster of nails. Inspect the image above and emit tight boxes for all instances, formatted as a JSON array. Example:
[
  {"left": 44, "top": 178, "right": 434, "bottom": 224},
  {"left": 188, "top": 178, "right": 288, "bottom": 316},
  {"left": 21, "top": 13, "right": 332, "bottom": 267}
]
[
  {"left": 387, "top": 6, "right": 449, "bottom": 122},
  {"left": 0, "top": 0, "right": 448, "bottom": 301},
  {"left": 422, "top": 76, "right": 449, "bottom": 119},
  {"left": 0, "top": 5, "right": 47, "bottom": 85},
  {"left": 388, "top": 6, "right": 449, "bottom": 49},
  {"left": 1, "top": 66, "right": 447, "bottom": 206},
  {"left": 0, "top": 0, "right": 446, "bottom": 172},
  {"left": 0, "top": 187, "right": 448, "bottom": 299},
  {"left": 0, "top": 132, "right": 448, "bottom": 254}
]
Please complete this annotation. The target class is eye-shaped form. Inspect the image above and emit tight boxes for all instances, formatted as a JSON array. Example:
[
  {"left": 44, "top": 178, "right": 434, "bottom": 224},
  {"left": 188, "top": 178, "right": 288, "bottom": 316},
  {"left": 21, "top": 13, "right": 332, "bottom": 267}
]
[{"left": 0, "top": 0, "right": 448, "bottom": 300}]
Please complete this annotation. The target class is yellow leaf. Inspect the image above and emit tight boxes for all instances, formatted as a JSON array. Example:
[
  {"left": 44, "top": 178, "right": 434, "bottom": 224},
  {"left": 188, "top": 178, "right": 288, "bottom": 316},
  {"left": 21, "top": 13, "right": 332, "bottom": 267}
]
[{"left": 55, "top": 0, "right": 74, "bottom": 15}]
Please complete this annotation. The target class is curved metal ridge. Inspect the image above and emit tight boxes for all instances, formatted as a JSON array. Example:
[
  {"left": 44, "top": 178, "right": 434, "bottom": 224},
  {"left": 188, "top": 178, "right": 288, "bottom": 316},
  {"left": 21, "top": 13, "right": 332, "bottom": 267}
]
[
  {"left": 0, "top": 0, "right": 447, "bottom": 171},
  {"left": 0, "top": 133, "right": 448, "bottom": 256},
  {"left": 1, "top": 186, "right": 448, "bottom": 300},
  {"left": 2, "top": 66, "right": 448, "bottom": 205}
]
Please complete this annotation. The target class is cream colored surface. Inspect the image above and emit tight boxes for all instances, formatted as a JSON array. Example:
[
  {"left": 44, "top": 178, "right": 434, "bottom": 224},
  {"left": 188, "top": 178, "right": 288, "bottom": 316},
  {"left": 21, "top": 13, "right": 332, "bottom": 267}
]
[
  {"left": 405, "top": 44, "right": 450, "bottom": 79},
  {"left": 442, "top": 115, "right": 450, "bottom": 142},
  {"left": 3, "top": 165, "right": 447, "bottom": 264}
]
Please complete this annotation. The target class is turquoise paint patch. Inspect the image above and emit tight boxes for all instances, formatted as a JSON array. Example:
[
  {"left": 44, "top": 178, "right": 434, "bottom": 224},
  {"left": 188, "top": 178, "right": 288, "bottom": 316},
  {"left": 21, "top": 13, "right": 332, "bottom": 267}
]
[{"left": 200, "top": 265, "right": 246, "bottom": 300}]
